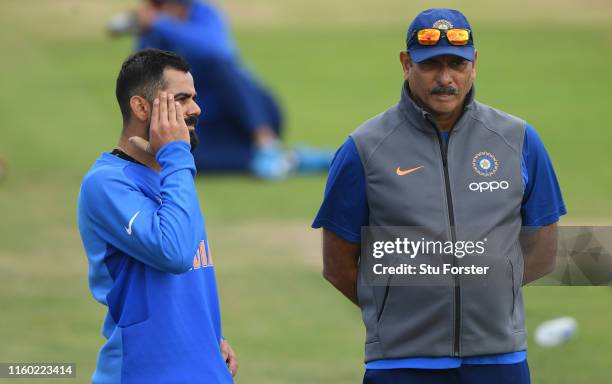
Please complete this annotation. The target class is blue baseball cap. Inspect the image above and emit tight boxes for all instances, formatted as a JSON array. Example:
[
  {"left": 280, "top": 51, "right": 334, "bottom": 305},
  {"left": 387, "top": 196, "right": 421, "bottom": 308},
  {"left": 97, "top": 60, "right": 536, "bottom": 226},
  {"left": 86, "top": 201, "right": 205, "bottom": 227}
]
[{"left": 406, "top": 8, "right": 475, "bottom": 63}]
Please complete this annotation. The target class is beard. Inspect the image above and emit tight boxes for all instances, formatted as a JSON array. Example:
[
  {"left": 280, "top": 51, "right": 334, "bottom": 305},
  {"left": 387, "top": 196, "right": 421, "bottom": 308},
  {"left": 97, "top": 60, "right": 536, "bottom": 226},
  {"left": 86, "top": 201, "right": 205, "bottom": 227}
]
[
  {"left": 185, "top": 115, "right": 199, "bottom": 153},
  {"left": 189, "top": 129, "right": 199, "bottom": 153}
]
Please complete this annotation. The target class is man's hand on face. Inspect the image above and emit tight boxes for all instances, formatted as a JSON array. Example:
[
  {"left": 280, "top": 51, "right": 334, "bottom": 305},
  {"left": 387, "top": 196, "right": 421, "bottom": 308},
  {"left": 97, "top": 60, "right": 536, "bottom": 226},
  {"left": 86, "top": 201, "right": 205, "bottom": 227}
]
[
  {"left": 220, "top": 339, "right": 238, "bottom": 377},
  {"left": 130, "top": 92, "right": 190, "bottom": 156}
]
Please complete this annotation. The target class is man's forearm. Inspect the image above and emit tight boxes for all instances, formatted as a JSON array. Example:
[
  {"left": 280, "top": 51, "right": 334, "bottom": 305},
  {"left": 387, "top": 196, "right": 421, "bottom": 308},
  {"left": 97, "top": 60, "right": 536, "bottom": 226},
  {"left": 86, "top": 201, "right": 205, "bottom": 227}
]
[
  {"left": 522, "top": 223, "right": 558, "bottom": 285},
  {"left": 322, "top": 265, "right": 359, "bottom": 306},
  {"left": 322, "top": 229, "right": 361, "bottom": 306}
]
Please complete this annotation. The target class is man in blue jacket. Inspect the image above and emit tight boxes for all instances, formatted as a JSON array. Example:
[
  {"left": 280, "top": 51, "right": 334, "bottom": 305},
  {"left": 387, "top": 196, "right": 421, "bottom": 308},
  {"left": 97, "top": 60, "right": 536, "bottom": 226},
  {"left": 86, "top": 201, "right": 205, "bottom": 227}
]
[
  {"left": 130, "top": 0, "right": 333, "bottom": 179},
  {"left": 78, "top": 49, "right": 237, "bottom": 383}
]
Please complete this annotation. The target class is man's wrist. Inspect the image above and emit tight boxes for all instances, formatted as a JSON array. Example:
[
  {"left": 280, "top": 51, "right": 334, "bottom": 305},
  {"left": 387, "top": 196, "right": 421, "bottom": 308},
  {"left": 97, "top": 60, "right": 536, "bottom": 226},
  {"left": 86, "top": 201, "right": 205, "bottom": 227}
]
[{"left": 156, "top": 141, "right": 195, "bottom": 180}]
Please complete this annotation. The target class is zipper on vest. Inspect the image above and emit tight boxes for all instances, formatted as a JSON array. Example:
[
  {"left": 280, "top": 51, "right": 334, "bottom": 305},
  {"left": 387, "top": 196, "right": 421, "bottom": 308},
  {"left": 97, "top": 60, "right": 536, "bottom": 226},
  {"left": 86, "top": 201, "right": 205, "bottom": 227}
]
[{"left": 428, "top": 118, "right": 461, "bottom": 357}]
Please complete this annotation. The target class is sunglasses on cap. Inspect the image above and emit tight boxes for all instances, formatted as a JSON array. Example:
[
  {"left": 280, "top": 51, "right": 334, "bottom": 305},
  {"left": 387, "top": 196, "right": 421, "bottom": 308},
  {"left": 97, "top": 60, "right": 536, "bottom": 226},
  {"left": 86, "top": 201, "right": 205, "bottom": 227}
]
[{"left": 408, "top": 28, "right": 471, "bottom": 46}]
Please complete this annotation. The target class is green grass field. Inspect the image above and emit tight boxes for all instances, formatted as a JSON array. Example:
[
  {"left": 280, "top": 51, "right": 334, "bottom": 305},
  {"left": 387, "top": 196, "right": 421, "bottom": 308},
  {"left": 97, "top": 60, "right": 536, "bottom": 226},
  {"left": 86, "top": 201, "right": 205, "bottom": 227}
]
[{"left": 0, "top": 1, "right": 611, "bottom": 383}]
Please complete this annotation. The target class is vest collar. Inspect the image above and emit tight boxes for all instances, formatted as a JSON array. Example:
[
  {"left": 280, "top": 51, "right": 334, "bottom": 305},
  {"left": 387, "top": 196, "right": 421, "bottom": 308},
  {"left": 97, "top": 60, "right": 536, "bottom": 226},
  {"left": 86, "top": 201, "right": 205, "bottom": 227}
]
[{"left": 398, "top": 81, "right": 475, "bottom": 134}]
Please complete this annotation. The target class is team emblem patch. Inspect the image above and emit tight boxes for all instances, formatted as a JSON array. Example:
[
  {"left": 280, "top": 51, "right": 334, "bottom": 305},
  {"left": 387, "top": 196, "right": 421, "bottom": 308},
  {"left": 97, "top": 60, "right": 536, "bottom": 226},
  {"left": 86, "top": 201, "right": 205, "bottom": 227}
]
[
  {"left": 432, "top": 19, "right": 453, "bottom": 30},
  {"left": 472, "top": 151, "right": 499, "bottom": 177}
]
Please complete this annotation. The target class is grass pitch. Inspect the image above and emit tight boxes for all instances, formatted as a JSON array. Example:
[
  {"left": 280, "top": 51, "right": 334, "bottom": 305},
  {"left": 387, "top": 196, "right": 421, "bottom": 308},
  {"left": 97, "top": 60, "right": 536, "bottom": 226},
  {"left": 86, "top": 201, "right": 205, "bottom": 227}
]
[{"left": 0, "top": 1, "right": 611, "bottom": 382}]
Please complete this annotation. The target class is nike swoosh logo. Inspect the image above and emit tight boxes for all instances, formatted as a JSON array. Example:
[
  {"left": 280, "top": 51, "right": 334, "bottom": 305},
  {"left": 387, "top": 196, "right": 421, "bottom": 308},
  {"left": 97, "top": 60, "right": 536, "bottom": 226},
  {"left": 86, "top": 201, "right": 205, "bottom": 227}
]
[
  {"left": 125, "top": 211, "right": 141, "bottom": 235},
  {"left": 396, "top": 165, "right": 424, "bottom": 176}
]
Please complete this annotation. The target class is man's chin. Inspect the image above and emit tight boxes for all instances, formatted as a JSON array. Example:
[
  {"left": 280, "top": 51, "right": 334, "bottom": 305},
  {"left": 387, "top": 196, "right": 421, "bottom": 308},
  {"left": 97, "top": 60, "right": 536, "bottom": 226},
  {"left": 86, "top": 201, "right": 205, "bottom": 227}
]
[{"left": 427, "top": 100, "right": 460, "bottom": 115}]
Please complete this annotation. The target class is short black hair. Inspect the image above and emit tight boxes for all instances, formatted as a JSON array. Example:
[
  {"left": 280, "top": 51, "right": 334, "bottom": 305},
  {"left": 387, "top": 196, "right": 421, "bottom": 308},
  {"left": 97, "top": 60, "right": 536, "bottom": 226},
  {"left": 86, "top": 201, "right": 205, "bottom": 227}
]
[{"left": 115, "top": 48, "right": 190, "bottom": 123}]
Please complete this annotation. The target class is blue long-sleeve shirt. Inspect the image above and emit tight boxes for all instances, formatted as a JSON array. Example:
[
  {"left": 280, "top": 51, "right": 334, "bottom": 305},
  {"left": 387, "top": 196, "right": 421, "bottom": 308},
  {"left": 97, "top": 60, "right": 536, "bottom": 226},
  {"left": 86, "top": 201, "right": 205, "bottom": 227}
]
[{"left": 78, "top": 142, "right": 233, "bottom": 383}]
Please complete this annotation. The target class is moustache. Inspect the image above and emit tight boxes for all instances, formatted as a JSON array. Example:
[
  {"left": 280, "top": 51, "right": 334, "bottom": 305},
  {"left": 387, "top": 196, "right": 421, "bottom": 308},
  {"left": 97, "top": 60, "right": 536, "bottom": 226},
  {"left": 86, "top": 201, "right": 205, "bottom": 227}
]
[
  {"left": 184, "top": 115, "right": 198, "bottom": 127},
  {"left": 431, "top": 86, "right": 459, "bottom": 95}
]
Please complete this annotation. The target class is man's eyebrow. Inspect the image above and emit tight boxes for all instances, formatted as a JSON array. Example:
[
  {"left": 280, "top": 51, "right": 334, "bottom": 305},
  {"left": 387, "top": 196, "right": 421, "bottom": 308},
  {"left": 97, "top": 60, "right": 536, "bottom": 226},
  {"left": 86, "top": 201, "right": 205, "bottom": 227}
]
[
  {"left": 421, "top": 58, "right": 438, "bottom": 64},
  {"left": 174, "top": 92, "right": 196, "bottom": 99}
]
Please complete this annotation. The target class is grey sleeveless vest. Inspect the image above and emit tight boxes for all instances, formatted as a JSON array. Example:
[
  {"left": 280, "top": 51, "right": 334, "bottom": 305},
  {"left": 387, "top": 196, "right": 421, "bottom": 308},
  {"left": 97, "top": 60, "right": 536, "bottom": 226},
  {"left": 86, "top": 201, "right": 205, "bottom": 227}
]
[{"left": 352, "top": 82, "right": 527, "bottom": 362}]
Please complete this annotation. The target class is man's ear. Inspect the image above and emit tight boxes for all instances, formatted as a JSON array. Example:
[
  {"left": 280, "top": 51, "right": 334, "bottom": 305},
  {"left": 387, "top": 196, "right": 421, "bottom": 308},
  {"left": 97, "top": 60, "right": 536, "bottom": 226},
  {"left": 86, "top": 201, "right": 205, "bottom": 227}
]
[
  {"left": 129, "top": 95, "right": 151, "bottom": 122},
  {"left": 399, "top": 51, "right": 412, "bottom": 80}
]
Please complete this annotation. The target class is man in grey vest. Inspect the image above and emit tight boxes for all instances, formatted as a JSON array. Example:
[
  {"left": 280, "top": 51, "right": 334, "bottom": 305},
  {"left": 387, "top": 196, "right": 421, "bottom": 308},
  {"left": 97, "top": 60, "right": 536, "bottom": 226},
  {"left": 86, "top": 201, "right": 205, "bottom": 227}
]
[{"left": 313, "top": 8, "right": 566, "bottom": 384}]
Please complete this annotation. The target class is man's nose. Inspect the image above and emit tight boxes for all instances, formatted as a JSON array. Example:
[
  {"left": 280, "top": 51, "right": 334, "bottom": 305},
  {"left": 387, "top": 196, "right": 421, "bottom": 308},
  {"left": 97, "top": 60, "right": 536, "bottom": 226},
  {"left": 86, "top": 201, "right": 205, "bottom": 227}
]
[
  {"left": 436, "top": 66, "right": 453, "bottom": 85},
  {"left": 189, "top": 100, "right": 202, "bottom": 117}
]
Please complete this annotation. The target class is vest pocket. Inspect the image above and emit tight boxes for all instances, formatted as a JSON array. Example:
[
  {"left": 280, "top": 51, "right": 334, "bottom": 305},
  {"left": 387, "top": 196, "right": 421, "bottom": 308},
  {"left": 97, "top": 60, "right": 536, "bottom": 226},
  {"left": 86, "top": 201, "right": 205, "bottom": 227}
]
[
  {"left": 507, "top": 255, "right": 516, "bottom": 317},
  {"left": 460, "top": 251, "right": 516, "bottom": 347},
  {"left": 377, "top": 285, "right": 391, "bottom": 322},
  {"left": 509, "top": 242, "right": 525, "bottom": 332},
  {"left": 375, "top": 285, "right": 454, "bottom": 357}
]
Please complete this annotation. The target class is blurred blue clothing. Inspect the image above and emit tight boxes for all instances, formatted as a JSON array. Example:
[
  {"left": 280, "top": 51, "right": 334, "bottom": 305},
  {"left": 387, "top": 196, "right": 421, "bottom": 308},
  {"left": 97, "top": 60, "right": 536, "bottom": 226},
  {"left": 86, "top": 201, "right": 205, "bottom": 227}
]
[
  {"left": 138, "top": 1, "right": 283, "bottom": 172},
  {"left": 250, "top": 141, "right": 290, "bottom": 180}
]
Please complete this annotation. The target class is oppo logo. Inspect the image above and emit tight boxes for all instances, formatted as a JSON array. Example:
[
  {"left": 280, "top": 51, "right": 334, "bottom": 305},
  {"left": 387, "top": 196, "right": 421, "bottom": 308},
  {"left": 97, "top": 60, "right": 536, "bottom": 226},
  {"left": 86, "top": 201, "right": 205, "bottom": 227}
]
[{"left": 469, "top": 180, "right": 510, "bottom": 192}]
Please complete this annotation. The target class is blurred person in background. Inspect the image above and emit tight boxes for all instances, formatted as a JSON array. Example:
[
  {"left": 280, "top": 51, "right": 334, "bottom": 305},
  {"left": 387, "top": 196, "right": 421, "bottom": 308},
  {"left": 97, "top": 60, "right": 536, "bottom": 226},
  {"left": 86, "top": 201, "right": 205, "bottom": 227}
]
[{"left": 110, "top": 0, "right": 333, "bottom": 180}]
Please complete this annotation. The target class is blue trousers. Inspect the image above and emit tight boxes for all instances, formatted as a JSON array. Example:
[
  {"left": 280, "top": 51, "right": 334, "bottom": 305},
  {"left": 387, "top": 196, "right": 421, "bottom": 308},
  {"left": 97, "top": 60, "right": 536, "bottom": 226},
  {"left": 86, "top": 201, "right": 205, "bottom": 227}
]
[
  {"left": 363, "top": 361, "right": 530, "bottom": 384},
  {"left": 191, "top": 59, "right": 283, "bottom": 172}
]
